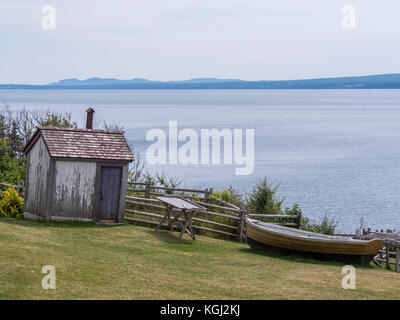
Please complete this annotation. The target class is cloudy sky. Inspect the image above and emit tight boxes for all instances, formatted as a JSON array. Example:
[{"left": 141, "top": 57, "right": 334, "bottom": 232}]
[{"left": 1, "top": 0, "right": 399, "bottom": 84}]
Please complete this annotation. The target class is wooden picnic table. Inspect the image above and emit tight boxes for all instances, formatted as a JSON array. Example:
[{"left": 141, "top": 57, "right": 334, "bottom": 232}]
[{"left": 155, "top": 196, "right": 206, "bottom": 240}]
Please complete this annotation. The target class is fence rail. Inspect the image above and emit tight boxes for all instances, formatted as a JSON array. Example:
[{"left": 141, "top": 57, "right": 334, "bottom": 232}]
[
  {"left": 1, "top": 180, "right": 300, "bottom": 242},
  {"left": 125, "top": 182, "right": 301, "bottom": 242},
  {"left": 374, "top": 242, "right": 400, "bottom": 272},
  {"left": 3, "top": 180, "right": 400, "bottom": 271},
  {"left": 354, "top": 229, "right": 400, "bottom": 272},
  {"left": 0, "top": 182, "right": 24, "bottom": 196},
  {"left": 124, "top": 193, "right": 242, "bottom": 239},
  {"left": 127, "top": 181, "right": 213, "bottom": 200}
]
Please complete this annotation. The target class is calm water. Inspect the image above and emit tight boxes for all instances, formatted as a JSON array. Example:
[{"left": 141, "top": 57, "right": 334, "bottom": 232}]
[{"left": 1, "top": 89, "right": 400, "bottom": 233}]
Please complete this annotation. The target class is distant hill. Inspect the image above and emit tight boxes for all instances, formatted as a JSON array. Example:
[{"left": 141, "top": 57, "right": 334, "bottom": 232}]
[
  {"left": 2, "top": 74, "right": 400, "bottom": 89},
  {"left": 47, "top": 77, "right": 156, "bottom": 86}
]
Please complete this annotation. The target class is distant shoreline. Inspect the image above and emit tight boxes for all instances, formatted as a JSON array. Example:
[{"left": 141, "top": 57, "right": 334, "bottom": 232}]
[
  {"left": 2, "top": 87, "right": 400, "bottom": 90},
  {"left": 2, "top": 73, "right": 400, "bottom": 89},
  {"left": 2, "top": 86, "right": 400, "bottom": 90}
]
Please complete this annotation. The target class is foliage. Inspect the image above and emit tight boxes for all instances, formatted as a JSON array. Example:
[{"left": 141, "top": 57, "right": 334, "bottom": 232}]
[
  {"left": 0, "top": 187, "right": 24, "bottom": 218},
  {"left": 300, "top": 212, "right": 338, "bottom": 235},
  {"left": 0, "top": 139, "right": 25, "bottom": 185},
  {"left": 97, "top": 120, "right": 124, "bottom": 131},
  {"left": 245, "top": 177, "right": 284, "bottom": 215},
  {"left": 141, "top": 172, "right": 183, "bottom": 194},
  {"left": 0, "top": 105, "right": 76, "bottom": 183},
  {"left": 0, "top": 105, "right": 134, "bottom": 186},
  {"left": 127, "top": 149, "right": 146, "bottom": 184},
  {"left": 284, "top": 203, "right": 302, "bottom": 227},
  {"left": 211, "top": 186, "right": 245, "bottom": 208},
  {"left": 0, "top": 104, "right": 77, "bottom": 159},
  {"left": 244, "top": 177, "right": 302, "bottom": 228},
  {"left": 284, "top": 203, "right": 302, "bottom": 216},
  {"left": 127, "top": 175, "right": 307, "bottom": 240},
  {"left": 41, "top": 114, "right": 76, "bottom": 128},
  {"left": 154, "top": 172, "right": 182, "bottom": 190}
]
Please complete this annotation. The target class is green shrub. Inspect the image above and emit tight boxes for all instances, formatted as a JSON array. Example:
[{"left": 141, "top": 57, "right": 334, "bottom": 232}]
[
  {"left": 245, "top": 177, "right": 283, "bottom": 215},
  {"left": 0, "top": 187, "right": 24, "bottom": 218},
  {"left": 211, "top": 186, "right": 245, "bottom": 208},
  {"left": 141, "top": 172, "right": 183, "bottom": 194},
  {"left": 0, "top": 138, "right": 26, "bottom": 184},
  {"left": 284, "top": 203, "right": 302, "bottom": 228},
  {"left": 300, "top": 212, "right": 337, "bottom": 235}
]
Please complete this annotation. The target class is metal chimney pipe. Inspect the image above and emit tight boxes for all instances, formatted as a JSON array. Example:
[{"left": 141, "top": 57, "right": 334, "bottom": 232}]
[{"left": 86, "top": 108, "right": 95, "bottom": 129}]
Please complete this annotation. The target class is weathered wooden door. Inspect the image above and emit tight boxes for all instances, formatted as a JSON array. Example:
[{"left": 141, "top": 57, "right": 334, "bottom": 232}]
[{"left": 98, "top": 167, "right": 122, "bottom": 221}]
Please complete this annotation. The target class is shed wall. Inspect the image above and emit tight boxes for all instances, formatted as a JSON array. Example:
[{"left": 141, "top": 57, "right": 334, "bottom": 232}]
[
  {"left": 52, "top": 160, "right": 97, "bottom": 219},
  {"left": 25, "top": 136, "right": 51, "bottom": 217}
]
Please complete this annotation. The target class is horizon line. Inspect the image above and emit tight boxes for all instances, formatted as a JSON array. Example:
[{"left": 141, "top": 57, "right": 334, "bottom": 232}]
[{"left": 2, "top": 72, "right": 400, "bottom": 86}]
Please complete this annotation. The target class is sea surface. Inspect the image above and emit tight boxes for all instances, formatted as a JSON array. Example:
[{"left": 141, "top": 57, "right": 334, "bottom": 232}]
[{"left": 1, "top": 89, "right": 400, "bottom": 233}]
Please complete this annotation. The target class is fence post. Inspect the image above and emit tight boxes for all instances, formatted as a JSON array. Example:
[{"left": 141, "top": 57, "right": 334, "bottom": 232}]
[
  {"left": 204, "top": 189, "right": 209, "bottom": 202},
  {"left": 239, "top": 210, "right": 246, "bottom": 243},
  {"left": 385, "top": 243, "right": 390, "bottom": 270},
  {"left": 17, "top": 181, "right": 24, "bottom": 197},
  {"left": 296, "top": 212, "right": 301, "bottom": 229},
  {"left": 204, "top": 188, "right": 213, "bottom": 202},
  {"left": 396, "top": 245, "right": 399, "bottom": 273},
  {"left": 145, "top": 180, "right": 150, "bottom": 198}
]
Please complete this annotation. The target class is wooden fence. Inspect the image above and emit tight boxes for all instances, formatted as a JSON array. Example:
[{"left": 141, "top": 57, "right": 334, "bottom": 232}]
[
  {"left": 2, "top": 180, "right": 400, "bottom": 271},
  {"left": 355, "top": 229, "right": 400, "bottom": 272},
  {"left": 127, "top": 181, "right": 213, "bottom": 201},
  {"left": 125, "top": 182, "right": 300, "bottom": 242},
  {"left": 374, "top": 241, "right": 400, "bottom": 272},
  {"left": 125, "top": 194, "right": 243, "bottom": 239},
  {"left": 0, "top": 182, "right": 24, "bottom": 196},
  {"left": 0, "top": 180, "right": 300, "bottom": 241}
]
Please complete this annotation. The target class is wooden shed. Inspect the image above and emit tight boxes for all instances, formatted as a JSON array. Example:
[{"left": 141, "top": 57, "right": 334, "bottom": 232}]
[{"left": 22, "top": 109, "right": 134, "bottom": 223}]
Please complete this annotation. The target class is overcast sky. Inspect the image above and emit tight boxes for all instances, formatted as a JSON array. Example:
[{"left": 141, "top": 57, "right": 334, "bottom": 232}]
[{"left": 1, "top": 0, "right": 400, "bottom": 84}]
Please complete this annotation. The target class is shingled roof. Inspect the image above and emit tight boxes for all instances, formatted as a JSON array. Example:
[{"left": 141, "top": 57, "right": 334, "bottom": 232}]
[{"left": 23, "top": 126, "right": 134, "bottom": 162}]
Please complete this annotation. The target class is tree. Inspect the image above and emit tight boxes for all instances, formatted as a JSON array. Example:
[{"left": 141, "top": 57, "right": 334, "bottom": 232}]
[
  {"left": 0, "top": 105, "right": 77, "bottom": 183},
  {"left": 0, "top": 104, "right": 77, "bottom": 159},
  {"left": 41, "top": 114, "right": 76, "bottom": 128},
  {"left": 0, "top": 138, "right": 25, "bottom": 185},
  {"left": 245, "top": 177, "right": 284, "bottom": 215},
  {"left": 0, "top": 104, "right": 149, "bottom": 186}
]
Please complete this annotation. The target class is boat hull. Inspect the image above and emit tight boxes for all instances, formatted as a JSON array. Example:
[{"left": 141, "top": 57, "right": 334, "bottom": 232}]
[
  {"left": 247, "top": 237, "right": 376, "bottom": 265},
  {"left": 246, "top": 219, "right": 383, "bottom": 266}
]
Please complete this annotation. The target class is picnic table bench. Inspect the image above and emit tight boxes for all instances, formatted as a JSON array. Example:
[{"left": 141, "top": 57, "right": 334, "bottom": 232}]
[{"left": 155, "top": 196, "right": 206, "bottom": 240}]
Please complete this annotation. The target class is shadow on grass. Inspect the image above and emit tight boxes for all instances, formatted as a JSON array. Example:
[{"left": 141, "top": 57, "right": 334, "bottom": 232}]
[
  {"left": 238, "top": 247, "right": 374, "bottom": 269},
  {"left": 0, "top": 217, "right": 106, "bottom": 229},
  {"left": 144, "top": 230, "right": 194, "bottom": 245}
]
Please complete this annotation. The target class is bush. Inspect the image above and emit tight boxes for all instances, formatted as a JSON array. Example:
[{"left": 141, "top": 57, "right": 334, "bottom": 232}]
[
  {"left": 139, "top": 172, "right": 183, "bottom": 194},
  {"left": 0, "top": 187, "right": 24, "bottom": 218},
  {"left": 284, "top": 203, "right": 302, "bottom": 227},
  {"left": 0, "top": 139, "right": 25, "bottom": 184},
  {"left": 211, "top": 186, "right": 245, "bottom": 208},
  {"left": 300, "top": 212, "right": 337, "bottom": 235},
  {"left": 245, "top": 177, "right": 283, "bottom": 215}
]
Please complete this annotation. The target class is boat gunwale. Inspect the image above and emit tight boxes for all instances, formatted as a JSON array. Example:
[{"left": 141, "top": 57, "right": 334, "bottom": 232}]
[{"left": 246, "top": 218, "right": 379, "bottom": 245}]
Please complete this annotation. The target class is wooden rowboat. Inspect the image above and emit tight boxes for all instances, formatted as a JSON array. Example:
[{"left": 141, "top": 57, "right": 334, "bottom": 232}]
[{"left": 246, "top": 219, "right": 384, "bottom": 265}]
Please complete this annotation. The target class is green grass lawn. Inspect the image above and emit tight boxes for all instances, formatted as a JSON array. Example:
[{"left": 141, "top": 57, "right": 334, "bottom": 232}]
[{"left": 0, "top": 218, "right": 399, "bottom": 299}]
